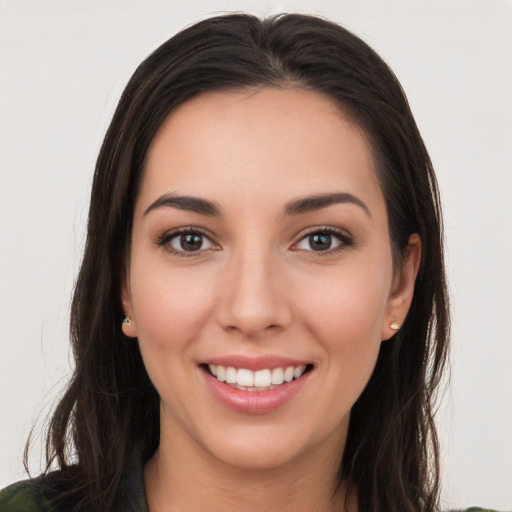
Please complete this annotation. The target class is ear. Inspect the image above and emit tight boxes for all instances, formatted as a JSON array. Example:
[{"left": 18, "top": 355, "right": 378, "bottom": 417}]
[
  {"left": 121, "top": 277, "right": 138, "bottom": 338},
  {"left": 382, "top": 233, "right": 421, "bottom": 340}
]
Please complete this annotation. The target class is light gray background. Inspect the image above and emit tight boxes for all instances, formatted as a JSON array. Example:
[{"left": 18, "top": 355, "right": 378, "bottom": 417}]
[{"left": 1, "top": 0, "right": 511, "bottom": 509}]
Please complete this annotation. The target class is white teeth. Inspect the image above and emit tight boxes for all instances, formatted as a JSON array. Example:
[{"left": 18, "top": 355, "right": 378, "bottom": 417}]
[
  {"left": 271, "top": 367, "right": 284, "bottom": 385},
  {"left": 294, "top": 365, "right": 306, "bottom": 379},
  {"left": 253, "top": 369, "right": 272, "bottom": 387},
  {"left": 284, "top": 366, "right": 294, "bottom": 382},
  {"left": 225, "top": 367, "right": 237, "bottom": 384},
  {"left": 216, "top": 365, "right": 225, "bottom": 382},
  {"left": 207, "top": 364, "right": 308, "bottom": 388},
  {"left": 237, "top": 368, "right": 254, "bottom": 387}
]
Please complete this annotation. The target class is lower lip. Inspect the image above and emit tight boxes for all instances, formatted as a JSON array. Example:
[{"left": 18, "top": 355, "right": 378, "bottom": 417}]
[{"left": 203, "top": 369, "right": 312, "bottom": 414}]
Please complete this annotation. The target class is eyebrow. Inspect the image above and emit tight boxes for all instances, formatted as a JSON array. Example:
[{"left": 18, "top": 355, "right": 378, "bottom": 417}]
[
  {"left": 143, "top": 191, "right": 370, "bottom": 218},
  {"left": 144, "top": 193, "right": 222, "bottom": 217},
  {"left": 284, "top": 193, "right": 371, "bottom": 217}
]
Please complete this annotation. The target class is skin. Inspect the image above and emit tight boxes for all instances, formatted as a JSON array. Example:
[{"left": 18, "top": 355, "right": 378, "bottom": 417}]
[{"left": 122, "top": 88, "right": 420, "bottom": 512}]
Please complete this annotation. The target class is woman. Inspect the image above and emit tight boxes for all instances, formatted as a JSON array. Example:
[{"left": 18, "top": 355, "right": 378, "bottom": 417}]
[{"left": 0, "top": 12, "right": 491, "bottom": 512}]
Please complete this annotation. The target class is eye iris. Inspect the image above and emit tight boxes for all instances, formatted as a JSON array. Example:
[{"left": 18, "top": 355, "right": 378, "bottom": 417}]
[
  {"left": 181, "top": 233, "right": 203, "bottom": 251},
  {"left": 309, "top": 233, "right": 331, "bottom": 251}
]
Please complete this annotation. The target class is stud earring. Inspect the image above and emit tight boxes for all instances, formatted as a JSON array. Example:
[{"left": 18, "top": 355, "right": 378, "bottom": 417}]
[
  {"left": 122, "top": 316, "right": 132, "bottom": 328},
  {"left": 390, "top": 321, "right": 400, "bottom": 331}
]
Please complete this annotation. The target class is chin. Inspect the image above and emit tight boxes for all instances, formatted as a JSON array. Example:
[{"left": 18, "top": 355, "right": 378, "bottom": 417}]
[
  {"left": 211, "top": 440, "right": 308, "bottom": 472},
  {"left": 198, "top": 416, "right": 348, "bottom": 473}
]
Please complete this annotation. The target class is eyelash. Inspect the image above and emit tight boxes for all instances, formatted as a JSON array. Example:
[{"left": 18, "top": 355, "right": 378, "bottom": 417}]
[
  {"left": 156, "top": 227, "right": 219, "bottom": 257},
  {"left": 156, "top": 226, "right": 353, "bottom": 257},
  {"left": 292, "top": 226, "right": 354, "bottom": 255}
]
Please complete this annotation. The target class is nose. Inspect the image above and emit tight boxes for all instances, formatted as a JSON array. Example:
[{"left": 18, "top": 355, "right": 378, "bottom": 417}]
[{"left": 215, "top": 248, "right": 292, "bottom": 338}]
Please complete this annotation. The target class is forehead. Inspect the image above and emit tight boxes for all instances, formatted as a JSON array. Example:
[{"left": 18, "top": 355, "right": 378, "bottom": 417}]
[{"left": 139, "top": 88, "right": 383, "bottom": 216}]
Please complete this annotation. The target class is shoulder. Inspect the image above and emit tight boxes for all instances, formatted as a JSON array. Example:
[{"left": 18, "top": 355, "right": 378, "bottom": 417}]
[
  {"left": 0, "top": 478, "right": 50, "bottom": 512},
  {"left": 0, "top": 475, "right": 78, "bottom": 512}
]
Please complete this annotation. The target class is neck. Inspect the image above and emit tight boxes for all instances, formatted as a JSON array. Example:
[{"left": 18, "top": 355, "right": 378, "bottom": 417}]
[{"left": 144, "top": 420, "right": 356, "bottom": 512}]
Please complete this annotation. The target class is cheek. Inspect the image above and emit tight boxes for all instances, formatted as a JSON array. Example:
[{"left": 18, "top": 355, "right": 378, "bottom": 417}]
[
  {"left": 297, "top": 265, "right": 391, "bottom": 343},
  {"left": 293, "top": 259, "right": 392, "bottom": 385},
  {"left": 129, "top": 265, "right": 216, "bottom": 357},
  {"left": 129, "top": 269, "right": 217, "bottom": 410}
]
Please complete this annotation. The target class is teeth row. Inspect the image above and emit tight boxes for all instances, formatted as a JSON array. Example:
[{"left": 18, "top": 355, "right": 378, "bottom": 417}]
[{"left": 208, "top": 365, "right": 307, "bottom": 388}]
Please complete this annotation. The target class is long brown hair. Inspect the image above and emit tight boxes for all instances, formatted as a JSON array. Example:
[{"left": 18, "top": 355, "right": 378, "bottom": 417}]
[{"left": 29, "top": 13, "right": 449, "bottom": 511}]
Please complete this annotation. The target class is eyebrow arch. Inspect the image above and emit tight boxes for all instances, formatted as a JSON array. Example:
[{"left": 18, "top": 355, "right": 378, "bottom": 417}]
[
  {"left": 284, "top": 193, "right": 371, "bottom": 217},
  {"left": 144, "top": 193, "right": 222, "bottom": 217}
]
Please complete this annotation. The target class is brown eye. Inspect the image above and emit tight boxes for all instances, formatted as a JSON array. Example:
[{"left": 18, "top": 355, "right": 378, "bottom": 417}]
[
  {"left": 181, "top": 233, "right": 203, "bottom": 251},
  {"left": 168, "top": 232, "right": 215, "bottom": 252},
  {"left": 294, "top": 228, "right": 350, "bottom": 253},
  {"left": 308, "top": 233, "right": 333, "bottom": 251}
]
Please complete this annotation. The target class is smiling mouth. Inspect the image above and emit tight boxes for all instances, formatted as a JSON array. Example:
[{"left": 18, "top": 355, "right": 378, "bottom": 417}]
[{"left": 202, "top": 364, "right": 313, "bottom": 392}]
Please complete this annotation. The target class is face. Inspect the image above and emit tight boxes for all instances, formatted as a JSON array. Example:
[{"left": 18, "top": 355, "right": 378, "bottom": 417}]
[{"left": 122, "top": 88, "right": 419, "bottom": 471}]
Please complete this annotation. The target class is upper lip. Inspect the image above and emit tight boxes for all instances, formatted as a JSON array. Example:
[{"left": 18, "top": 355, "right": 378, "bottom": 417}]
[{"left": 201, "top": 355, "right": 312, "bottom": 371}]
